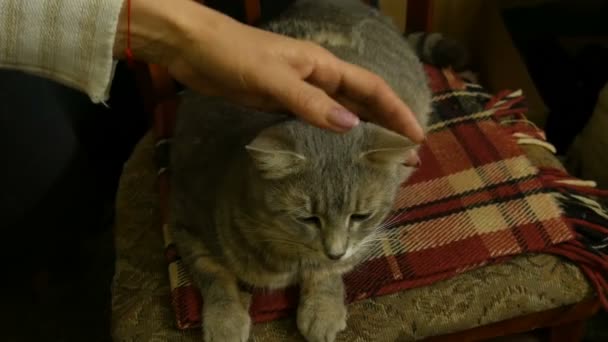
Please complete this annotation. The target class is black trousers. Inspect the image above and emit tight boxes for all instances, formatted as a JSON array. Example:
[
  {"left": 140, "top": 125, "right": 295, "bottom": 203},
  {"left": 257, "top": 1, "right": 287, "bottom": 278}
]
[{"left": 0, "top": 64, "right": 148, "bottom": 341}]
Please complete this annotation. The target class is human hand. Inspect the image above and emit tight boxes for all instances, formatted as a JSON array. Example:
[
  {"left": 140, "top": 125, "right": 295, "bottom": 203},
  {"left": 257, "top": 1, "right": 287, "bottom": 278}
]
[{"left": 114, "top": 0, "right": 424, "bottom": 142}]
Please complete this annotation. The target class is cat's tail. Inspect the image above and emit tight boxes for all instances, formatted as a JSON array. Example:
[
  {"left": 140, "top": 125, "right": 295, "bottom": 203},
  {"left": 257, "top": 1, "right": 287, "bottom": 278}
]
[{"left": 407, "top": 32, "right": 469, "bottom": 71}]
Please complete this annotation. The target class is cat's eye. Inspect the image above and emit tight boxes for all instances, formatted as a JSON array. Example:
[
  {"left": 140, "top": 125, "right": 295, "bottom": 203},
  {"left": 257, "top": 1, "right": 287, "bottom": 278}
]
[
  {"left": 297, "top": 216, "right": 321, "bottom": 226},
  {"left": 351, "top": 213, "right": 373, "bottom": 222}
]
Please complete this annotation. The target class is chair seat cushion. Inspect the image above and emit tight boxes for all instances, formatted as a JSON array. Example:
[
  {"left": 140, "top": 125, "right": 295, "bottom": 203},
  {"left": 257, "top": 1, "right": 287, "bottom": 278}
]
[
  {"left": 155, "top": 68, "right": 608, "bottom": 329},
  {"left": 110, "top": 133, "right": 592, "bottom": 341},
  {"left": 111, "top": 64, "right": 608, "bottom": 340}
]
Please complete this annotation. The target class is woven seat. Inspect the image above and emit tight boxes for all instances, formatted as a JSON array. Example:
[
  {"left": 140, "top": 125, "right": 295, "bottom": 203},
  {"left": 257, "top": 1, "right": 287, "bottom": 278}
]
[
  {"left": 110, "top": 69, "right": 606, "bottom": 340},
  {"left": 110, "top": 132, "right": 593, "bottom": 341}
]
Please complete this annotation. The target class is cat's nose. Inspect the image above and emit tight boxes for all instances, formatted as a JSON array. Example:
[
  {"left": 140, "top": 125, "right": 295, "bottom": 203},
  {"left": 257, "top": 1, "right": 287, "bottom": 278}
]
[
  {"left": 323, "top": 231, "right": 347, "bottom": 260},
  {"left": 327, "top": 251, "right": 345, "bottom": 260}
]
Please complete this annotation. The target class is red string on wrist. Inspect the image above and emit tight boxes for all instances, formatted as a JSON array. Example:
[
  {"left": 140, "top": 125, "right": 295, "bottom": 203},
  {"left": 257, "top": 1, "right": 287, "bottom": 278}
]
[{"left": 125, "top": 0, "right": 135, "bottom": 67}]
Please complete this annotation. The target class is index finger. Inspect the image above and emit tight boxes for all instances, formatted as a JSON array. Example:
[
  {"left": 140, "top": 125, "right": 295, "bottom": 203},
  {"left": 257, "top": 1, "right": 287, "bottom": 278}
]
[{"left": 332, "top": 61, "right": 425, "bottom": 142}]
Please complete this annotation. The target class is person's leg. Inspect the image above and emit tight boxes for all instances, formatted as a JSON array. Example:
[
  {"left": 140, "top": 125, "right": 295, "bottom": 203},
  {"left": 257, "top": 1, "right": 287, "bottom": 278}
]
[
  {"left": 0, "top": 66, "right": 147, "bottom": 341},
  {"left": 0, "top": 70, "right": 78, "bottom": 228}
]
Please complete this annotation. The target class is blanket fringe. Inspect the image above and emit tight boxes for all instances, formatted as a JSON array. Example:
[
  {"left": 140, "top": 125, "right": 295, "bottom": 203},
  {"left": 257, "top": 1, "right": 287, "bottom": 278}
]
[
  {"left": 540, "top": 167, "right": 608, "bottom": 310},
  {"left": 492, "top": 87, "right": 608, "bottom": 310}
]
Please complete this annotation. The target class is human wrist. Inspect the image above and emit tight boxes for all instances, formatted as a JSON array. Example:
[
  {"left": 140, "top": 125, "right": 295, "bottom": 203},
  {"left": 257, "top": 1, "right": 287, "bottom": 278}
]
[
  {"left": 113, "top": 0, "right": 187, "bottom": 63},
  {"left": 113, "top": 0, "right": 243, "bottom": 66}
]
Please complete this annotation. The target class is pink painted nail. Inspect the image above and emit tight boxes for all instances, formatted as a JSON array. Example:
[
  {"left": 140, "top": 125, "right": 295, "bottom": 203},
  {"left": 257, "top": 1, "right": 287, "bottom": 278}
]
[
  {"left": 405, "top": 151, "right": 421, "bottom": 167},
  {"left": 328, "top": 108, "right": 360, "bottom": 130}
]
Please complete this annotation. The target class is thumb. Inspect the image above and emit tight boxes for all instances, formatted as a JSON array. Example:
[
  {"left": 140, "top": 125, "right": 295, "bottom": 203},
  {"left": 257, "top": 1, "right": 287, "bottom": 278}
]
[{"left": 265, "top": 74, "right": 360, "bottom": 132}]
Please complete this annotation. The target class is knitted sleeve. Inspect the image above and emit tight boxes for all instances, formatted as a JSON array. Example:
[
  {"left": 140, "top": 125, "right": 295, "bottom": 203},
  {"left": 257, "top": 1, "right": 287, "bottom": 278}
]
[{"left": 0, "top": 0, "right": 123, "bottom": 103}]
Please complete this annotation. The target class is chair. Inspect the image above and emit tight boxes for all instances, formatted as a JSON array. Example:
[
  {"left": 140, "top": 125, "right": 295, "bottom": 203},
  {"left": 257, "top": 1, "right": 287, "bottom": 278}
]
[{"left": 111, "top": 1, "right": 602, "bottom": 341}]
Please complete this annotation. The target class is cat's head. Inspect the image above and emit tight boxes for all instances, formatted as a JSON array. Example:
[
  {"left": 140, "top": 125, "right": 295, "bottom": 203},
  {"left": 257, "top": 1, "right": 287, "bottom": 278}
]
[{"left": 243, "top": 121, "right": 418, "bottom": 264}]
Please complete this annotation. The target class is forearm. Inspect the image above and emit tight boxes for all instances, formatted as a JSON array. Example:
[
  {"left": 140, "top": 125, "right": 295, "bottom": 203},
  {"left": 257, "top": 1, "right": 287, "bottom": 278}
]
[
  {"left": 112, "top": 0, "right": 180, "bottom": 63},
  {"left": 0, "top": 0, "right": 242, "bottom": 103},
  {"left": 0, "top": 0, "right": 423, "bottom": 139},
  {"left": 112, "top": 0, "right": 244, "bottom": 67}
]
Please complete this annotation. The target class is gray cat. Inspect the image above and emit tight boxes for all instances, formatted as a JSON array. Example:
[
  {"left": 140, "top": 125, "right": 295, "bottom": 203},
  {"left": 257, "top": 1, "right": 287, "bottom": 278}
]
[{"left": 170, "top": 1, "right": 447, "bottom": 341}]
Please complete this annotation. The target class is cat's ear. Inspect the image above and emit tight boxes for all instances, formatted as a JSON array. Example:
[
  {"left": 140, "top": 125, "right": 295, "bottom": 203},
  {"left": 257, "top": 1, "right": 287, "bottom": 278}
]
[
  {"left": 360, "top": 125, "right": 420, "bottom": 167},
  {"left": 246, "top": 127, "right": 306, "bottom": 179}
]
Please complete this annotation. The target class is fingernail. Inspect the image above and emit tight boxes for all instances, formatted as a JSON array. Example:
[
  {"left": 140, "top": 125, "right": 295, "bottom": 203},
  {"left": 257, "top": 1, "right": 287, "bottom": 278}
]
[
  {"left": 413, "top": 129, "right": 426, "bottom": 143},
  {"left": 405, "top": 151, "right": 421, "bottom": 167},
  {"left": 328, "top": 108, "right": 360, "bottom": 130}
]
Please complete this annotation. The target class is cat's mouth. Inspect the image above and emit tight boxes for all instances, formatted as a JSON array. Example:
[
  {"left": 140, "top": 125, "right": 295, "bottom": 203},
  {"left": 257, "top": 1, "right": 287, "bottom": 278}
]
[{"left": 324, "top": 245, "right": 356, "bottom": 262}]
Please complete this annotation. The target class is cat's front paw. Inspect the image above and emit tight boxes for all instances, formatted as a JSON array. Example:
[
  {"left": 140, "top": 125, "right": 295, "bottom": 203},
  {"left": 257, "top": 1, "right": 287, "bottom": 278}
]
[
  {"left": 203, "top": 301, "right": 251, "bottom": 342},
  {"left": 297, "top": 296, "right": 347, "bottom": 342}
]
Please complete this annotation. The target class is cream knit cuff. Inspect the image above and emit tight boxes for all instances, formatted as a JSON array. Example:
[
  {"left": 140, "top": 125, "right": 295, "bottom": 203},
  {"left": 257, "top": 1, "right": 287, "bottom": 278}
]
[{"left": 0, "top": 0, "right": 124, "bottom": 103}]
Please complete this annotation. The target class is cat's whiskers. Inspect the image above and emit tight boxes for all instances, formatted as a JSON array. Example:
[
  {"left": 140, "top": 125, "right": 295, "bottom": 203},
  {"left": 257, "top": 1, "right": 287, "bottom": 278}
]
[
  {"left": 289, "top": 207, "right": 311, "bottom": 217},
  {"left": 237, "top": 212, "right": 283, "bottom": 233},
  {"left": 370, "top": 223, "right": 393, "bottom": 234},
  {"left": 361, "top": 236, "right": 400, "bottom": 243},
  {"left": 378, "top": 212, "right": 402, "bottom": 227},
  {"left": 358, "top": 238, "right": 401, "bottom": 248},
  {"left": 372, "top": 214, "right": 405, "bottom": 232},
  {"left": 258, "top": 238, "right": 318, "bottom": 252},
  {"left": 373, "top": 223, "right": 391, "bottom": 232},
  {"left": 357, "top": 229, "right": 401, "bottom": 248}
]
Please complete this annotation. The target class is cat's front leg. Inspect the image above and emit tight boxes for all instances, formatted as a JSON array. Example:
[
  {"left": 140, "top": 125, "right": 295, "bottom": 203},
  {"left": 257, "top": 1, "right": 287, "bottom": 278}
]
[
  {"left": 192, "top": 259, "right": 251, "bottom": 342},
  {"left": 173, "top": 226, "right": 251, "bottom": 341},
  {"left": 297, "top": 272, "right": 347, "bottom": 342}
]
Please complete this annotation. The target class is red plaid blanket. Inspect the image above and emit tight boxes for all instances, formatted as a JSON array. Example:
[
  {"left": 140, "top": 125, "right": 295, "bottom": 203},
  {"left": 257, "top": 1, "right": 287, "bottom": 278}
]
[{"left": 153, "top": 66, "right": 608, "bottom": 329}]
